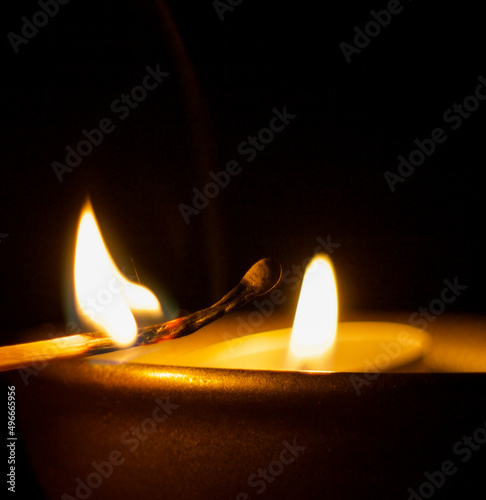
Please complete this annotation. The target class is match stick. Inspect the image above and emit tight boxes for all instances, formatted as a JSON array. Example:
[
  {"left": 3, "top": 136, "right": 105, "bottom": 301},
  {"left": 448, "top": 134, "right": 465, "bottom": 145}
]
[{"left": 0, "top": 258, "right": 282, "bottom": 373}]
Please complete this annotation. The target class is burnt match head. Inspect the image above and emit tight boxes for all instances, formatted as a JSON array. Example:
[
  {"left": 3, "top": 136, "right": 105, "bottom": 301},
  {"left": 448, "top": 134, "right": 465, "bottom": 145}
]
[
  {"left": 241, "top": 258, "right": 282, "bottom": 296},
  {"left": 136, "top": 258, "right": 283, "bottom": 345}
]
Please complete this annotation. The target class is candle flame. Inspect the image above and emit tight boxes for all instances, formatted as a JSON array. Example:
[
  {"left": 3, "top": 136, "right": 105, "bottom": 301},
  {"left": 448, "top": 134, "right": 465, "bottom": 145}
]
[
  {"left": 74, "top": 201, "right": 161, "bottom": 347},
  {"left": 289, "top": 254, "right": 338, "bottom": 359}
]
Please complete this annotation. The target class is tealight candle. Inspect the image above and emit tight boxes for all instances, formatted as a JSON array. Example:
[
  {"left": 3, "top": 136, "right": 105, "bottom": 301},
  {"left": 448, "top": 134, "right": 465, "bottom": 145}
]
[{"left": 154, "top": 322, "right": 430, "bottom": 372}]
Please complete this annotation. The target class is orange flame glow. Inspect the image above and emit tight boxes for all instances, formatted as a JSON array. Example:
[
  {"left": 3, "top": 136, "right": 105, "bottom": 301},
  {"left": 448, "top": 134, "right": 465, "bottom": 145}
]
[{"left": 74, "top": 201, "right": 161, "bottom": 346}]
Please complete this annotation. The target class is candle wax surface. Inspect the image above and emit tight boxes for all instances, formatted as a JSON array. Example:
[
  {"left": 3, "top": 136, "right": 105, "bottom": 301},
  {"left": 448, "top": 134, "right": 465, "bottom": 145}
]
[{"left": 91, "top": 322, "right": 431, "bottom": 372}]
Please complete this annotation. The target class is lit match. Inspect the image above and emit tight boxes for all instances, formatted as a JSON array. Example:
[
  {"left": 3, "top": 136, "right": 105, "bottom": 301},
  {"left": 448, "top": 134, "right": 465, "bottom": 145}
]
[{"left": 0, "top": 258, "right": 282, "bottom": 373}]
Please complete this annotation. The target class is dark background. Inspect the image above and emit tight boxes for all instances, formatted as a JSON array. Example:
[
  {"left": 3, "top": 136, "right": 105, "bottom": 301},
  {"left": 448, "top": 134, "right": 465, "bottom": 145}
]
[{"left": 2, "top": 0, "right": 485, "bottom": 344}]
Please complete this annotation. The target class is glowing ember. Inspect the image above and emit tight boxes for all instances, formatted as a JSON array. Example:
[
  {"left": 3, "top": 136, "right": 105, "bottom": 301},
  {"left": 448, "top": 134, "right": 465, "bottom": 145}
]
[
  {"left": 289, "top": 254, "right": 338, "bottom": 360},
  {"left": 74, "top": 201, "right": 161, "bottom": 347}
]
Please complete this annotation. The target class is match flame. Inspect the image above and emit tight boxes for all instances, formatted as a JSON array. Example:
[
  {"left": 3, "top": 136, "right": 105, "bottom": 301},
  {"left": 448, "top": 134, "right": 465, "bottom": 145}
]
[
  {"left": 289, "top": 254, "right": 338, "bottom": 359},
  {"left": 74, "top": 201, "right": 161, "bottom": 347}
]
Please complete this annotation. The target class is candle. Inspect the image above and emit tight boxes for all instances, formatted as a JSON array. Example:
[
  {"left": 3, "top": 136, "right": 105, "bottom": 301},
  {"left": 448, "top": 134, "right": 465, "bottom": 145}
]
[{"left": 151, "top": 322, "right": 430, "bottom": 372}]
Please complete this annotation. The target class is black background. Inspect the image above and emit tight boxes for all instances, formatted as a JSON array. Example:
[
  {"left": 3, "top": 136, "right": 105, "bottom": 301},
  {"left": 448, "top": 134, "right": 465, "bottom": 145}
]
[{"left": 2, "top": 0, "right": 485, "bottom": 345}]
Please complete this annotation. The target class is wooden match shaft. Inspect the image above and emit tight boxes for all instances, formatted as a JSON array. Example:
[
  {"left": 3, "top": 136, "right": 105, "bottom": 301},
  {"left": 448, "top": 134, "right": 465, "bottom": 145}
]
[
  {"left": 0, "top": 334, "right": 114, "bottom": 373},
  {"left": 0, "top": 298, "right": 241, "bottom": 372},
  {"left": 0, "top": 258, "right": 282, "bottom": 373},
  {"left": 0, "top": 293, "right": 245, "bottom": 372}
]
